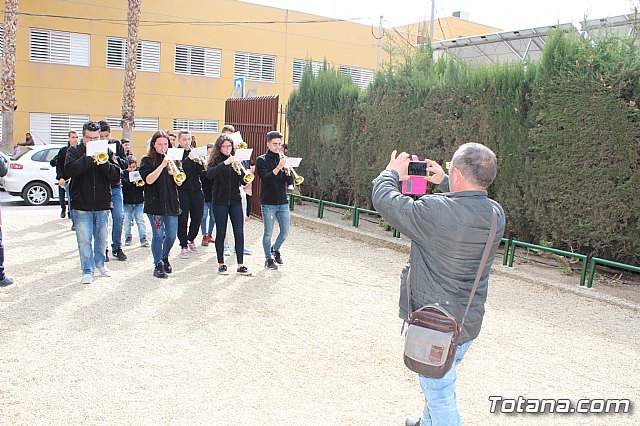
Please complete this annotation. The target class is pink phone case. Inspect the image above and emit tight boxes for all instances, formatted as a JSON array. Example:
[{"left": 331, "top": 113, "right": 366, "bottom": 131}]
[{"left": 402, "top": 155, "right": 427, "bottom": 195}]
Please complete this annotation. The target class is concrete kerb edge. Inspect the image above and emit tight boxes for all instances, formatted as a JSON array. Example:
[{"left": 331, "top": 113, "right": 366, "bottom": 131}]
[{"left": 290, "top": 212, "right": 640, "bottom": 312}]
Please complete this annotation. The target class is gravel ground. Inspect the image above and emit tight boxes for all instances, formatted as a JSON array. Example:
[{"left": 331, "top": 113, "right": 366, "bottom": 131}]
[{"left": 0, "top": 202, "right": 638, "bottom": 425}]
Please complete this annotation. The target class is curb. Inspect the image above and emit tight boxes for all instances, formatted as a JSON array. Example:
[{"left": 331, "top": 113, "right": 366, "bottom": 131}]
[{"left": 291, "top": 211, "right": 640, "bottom": 312}]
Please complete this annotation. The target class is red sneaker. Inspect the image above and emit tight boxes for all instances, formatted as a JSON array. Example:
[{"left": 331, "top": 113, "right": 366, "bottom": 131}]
[{"left": 201, "top": 234, "right": 210, "bottom": 246}]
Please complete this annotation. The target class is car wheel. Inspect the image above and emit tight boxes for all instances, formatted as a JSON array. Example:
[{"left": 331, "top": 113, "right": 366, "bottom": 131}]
[{"left": 23, "top": 182, "right": 51, "bottom": 206}]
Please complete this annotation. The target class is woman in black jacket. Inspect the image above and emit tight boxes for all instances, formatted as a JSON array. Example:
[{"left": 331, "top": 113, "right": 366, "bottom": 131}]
[
  {"left": 206, "top": 134, "right": 250, "bottom": 275},
  {"left": 139, "top": 131, "right": 182, "bottom": 279}
]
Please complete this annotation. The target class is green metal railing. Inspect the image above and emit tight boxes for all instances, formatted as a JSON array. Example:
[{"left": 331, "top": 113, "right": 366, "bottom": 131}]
[
  {"left": 586, "top": 257, "right": 640, "bottom": 288},
  {"left": 508, "top": 240, "right": 588, "bottom": 287},
  {"left": 289, "top": 193, "right": 401, "bottom": 238},
  {"left": 289, "top": 194, "right": 639, "bottom": 287}
]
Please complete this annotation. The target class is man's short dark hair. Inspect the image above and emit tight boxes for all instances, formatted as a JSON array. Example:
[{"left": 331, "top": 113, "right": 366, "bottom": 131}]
[
  {"left": 127, "top": 155, "right": 137, "bottom": 165},
  {"left": 98, "top": 120, "right": 110, "bottom": 133},
  {"left": 68, "top": 130, "right": 77, "bottom": 137},
  {"left": 222, "top": 124, "right": 235, "bottom": 133},
  {"left": 121, "top": 138, "right": 130, "bottom": 144},
  {"left": 267, "top": 131, "right": 283, "bottom": 141},
  {"left": 82, "top": 121, "right": 100, "bottom": 135}
]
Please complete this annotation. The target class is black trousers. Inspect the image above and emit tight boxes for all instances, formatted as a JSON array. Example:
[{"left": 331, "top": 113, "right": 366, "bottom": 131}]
[
  {"left": 178, "top": 189, "right": 204, "bottom": 248},
  {"left": 212, "top": 202, "right": 244, "bottom": 265},
  {"left": 58, "top": 186, "right": 67, "bottom": 213}
]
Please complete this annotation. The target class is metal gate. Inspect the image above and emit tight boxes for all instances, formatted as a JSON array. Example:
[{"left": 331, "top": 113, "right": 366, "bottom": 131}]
[{"left": 224, "top": 96, "right": 279, "bottom": 219}]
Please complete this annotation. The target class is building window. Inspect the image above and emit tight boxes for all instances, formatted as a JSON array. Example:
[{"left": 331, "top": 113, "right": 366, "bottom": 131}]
[
  {"left": 30, "top": 113, "right": 89, "bottom": 144},
  {"left": 339, "top": 65, "right": 374, "bottom": 90},
  {"left": 174, "top": 44, "right": 221, "bottom": 77},
  {"left": 29, "top": 28, "right": 90, "bottom": 66},
  {"left": 107, "top": 37, "right": 160, "bottom": 72},
  {"left": 105, "top": 116, "right": 159, "bottom": 131},
  {"left": 172, "top": 119, "right": 218, "bottom": 133},
  {"left": 292, "top": 59, "right": 324, "bottom": 85},
  {"left": 234, "top": 51, "right": 276, "bottom": 83}
]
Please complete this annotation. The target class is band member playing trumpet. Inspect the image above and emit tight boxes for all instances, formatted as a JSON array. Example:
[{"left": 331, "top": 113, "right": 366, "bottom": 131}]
[
  {"left": 121, "top": 156, "right": 148, "bottom": 247},
  {"left": 206, "top": 134, "right": 251, "bottom": 275},
  {"left": 176, "top": 130, "right": 205, "bottom": 259},
  {"left": 256, "top": 131, "right": 294, "bottom": 270},
  {"left": 64, "top": 121, "right": 121, "bottom": 284},
  {"left": 139, "top": 131, "right": 182, "bottom": 279}
]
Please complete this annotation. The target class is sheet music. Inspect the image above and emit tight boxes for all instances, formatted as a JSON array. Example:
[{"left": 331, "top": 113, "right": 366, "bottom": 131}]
[
  {"left": 229, "top": 132, "right": 244, "bottom": 146},
  {"left": 86, "top": 140, "right": 109, "bottom": 156},
  {"left": 191, "top": 146, "right": 208, "bottom": 158},
  {"left": 129, "top": 171, "right": 142, "bottom": 182},
  {"left": 234, "top": 149, "right": 253, "bottom": 162},
  {"left": 285, "top": 157, "right": 302, "bottom": 168},
  {"left": 166, "top": 148, "right": 185, "bottom": 161}
]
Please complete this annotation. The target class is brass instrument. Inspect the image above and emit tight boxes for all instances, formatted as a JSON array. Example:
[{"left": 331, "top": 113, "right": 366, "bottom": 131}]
[
  {"left": 93, "top": 151, "right": 109, "bottom": 165},
  {"left": 279, "top": 152, "right": 304, "bottom": 185},
  {"left": 134, "top": 178, "right": 145, "bottom": 187},
  {"left": 231, "top": 160, "right": 254, "bottom": 184},
  {"left": 236, "top": 141, "right": 248, "bottom": 149},
  {"left": 166, "top": 157, "right": 187, "bottom": 185},
  {"left": 193, "top": 155, "right": 208, "bottom": 167}
]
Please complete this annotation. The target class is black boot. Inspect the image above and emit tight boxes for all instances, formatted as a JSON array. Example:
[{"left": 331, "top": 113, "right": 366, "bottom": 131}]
[
  {"left": 154, "top": 262, "right": 168, "bottom": 278},
  {"left": 162, "top": 257, "right": 172, "bottom": 274}
]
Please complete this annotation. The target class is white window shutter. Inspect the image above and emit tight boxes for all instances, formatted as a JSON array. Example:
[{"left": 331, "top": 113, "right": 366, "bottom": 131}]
[
  {"left": 69, "top": 32, "right": 89, "bottom": 66},
  {"left": 107, "top": 37, "right": 125, "bottom": 69},
  {"left": 172, "top": 118, "right": 218, "bottom": 133},
  {"left": 30, "top": 113, "right": 52, "bottom": 145},
  {"left": 204, "top": 48, "right": 221, "bottom": 78},
  {"left": 235, "top": 51, "right": 275, "bottom": 83}
]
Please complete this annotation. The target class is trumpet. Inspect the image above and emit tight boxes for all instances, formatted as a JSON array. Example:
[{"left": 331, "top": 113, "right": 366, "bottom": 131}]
[
  {"left": 166, "top": 157, "right": 186, "bottom": 185},
  {"left": 236, "top": 141, "right": 248, "bottom": 149},
  {"left": 134, "top": 178, "right": 145, "bottom": 187},
  {"left": 279, "top": 152, "right": 304, "bottom": 185},
  {"left": 231, "top": 160, "right": 254, "bottom": 184},
  {"left": 193, "top": 155, "right": 208, "bottom": 167},
  {"left": 93, "top": 151, "right": 109, "bottom": 165}
]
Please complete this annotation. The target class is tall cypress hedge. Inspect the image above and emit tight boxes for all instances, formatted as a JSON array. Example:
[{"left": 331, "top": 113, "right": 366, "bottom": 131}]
[{"left": 287, "top": 31, "right": 640, "bottom": 264}]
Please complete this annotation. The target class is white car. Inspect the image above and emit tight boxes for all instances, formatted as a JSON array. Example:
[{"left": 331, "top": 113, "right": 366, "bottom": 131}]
[{"left": 0, "top": 145, "right": 66, "bottom": 206}]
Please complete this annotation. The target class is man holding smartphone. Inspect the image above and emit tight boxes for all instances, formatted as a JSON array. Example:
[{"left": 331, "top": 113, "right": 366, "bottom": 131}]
[{"left": 372, "top": 143, "right": 505, "bottom": 426}]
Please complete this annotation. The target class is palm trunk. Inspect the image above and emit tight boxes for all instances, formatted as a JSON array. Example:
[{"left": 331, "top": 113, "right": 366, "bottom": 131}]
[
  {"left": 121, "top": 0, "right": 142, "bottom": 141},
  {"left": 1, "top": 0, "right": 18, "bottom": 153}
]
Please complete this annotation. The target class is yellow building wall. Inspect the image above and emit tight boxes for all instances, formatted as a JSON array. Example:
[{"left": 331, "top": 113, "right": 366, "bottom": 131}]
[
  {"left": 6, "top": 0, "right": 496, "bottom": 159},
  {"left": 393, "top": 16, "right": 502, "bottom": 44}
]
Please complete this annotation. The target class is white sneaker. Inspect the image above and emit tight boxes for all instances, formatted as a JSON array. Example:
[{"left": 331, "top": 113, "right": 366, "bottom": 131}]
[
  {"left": 81, "top": 274, "right": 93, "bottom": 284},
  {"left": 97, "top": 266, "right": 111, "bottom": 277},
  {"left": 180, "top": 247, "right": 190, "bottom": 259}
]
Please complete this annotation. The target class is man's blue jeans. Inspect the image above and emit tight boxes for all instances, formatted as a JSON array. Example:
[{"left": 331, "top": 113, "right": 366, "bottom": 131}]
[
  {"left": 74, "top": 210, "right": 109, "bottom": 276},
  {"left": 0, "top": 228, "right": 6, "bottom": 280},
  {"left": 124, "top": 203, "right": 146, "bottom": 242},
  {"left": 147, "top": 214, "right": 178, "bottom": 266},
  {"left": 200, "top": 200, "right": 215, "bottom": 235},
  {"left": 418, "top": 340, "right": 473, "bottom": 426},
  {"left": 261, "top": 203, "right": 290, "bottom": 259},
  {"left": 111, "top": 187, "right": 124, "bottom": 252}
]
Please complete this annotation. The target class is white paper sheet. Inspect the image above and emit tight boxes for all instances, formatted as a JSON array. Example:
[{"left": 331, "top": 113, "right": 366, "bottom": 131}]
[
  {"left": 285, "top": 157, "right": 302, "bottom": 168},
  {"left": 234, "top": 149, "right": 253, "bottom": 162},
  {"left": 191, "top": 146, "right": 208, "bottom": 158},
  {"left": 166, "top": 148, "right": 185, "bottom": 161},
  {"left": 229, "top": 132, "right": 244, "bottom": 146},
  {"left": 129, "top": 171, "right": 142, "bottom": 182},
  {"left": 108, "top": 143, "right": 117, "bottom": 153},
  {"left": 86, "top": 140, "right": 109, "bottom": 156}
]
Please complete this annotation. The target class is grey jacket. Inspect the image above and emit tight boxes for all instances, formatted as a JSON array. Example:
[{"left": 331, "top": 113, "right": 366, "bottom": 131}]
[{"left": 372, "top": 170, "right": 505, "bottom": 344}]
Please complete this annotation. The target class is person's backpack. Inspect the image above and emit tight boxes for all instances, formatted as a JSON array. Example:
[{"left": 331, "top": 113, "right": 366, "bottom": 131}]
[{"left": 50, "top": 154, "right": 58, "bottom": 167}]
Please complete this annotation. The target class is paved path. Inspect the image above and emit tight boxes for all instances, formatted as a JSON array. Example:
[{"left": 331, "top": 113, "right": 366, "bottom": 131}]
[{"left": 0, "top": 203, "right": 638, "bottom": 425}]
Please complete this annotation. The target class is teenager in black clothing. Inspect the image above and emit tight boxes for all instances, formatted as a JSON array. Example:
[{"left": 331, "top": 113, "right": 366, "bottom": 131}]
[
  {"left": 139, "top": 131, "right": 182, "bottom": 279},
  {"left": 176, "top": 130, "right": 205, "bottom": 259},
  {"left": 121, "top": 156, "right": 148, "bottom": 247},
  {"left": 206, "top": 134, "right": 250, "bottom": 275}
]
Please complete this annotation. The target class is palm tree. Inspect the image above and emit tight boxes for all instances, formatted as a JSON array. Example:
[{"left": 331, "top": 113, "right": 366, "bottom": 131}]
[
  {"left": 121, "top": 0, "right": 141, "bottom": 141},
  {"left": 1, "top": 0, "right": 18, "bottom": 153}
]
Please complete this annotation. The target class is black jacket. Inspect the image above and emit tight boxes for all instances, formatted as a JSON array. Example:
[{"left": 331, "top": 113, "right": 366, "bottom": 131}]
[
  {"left": 139, "top": 155, "right": 181, "bottom": 216},
  {"left": 53, "top": 145, "right": 70, "bottom": 181},
  {"left": 108, "top": 138, "right": 128, "bottom": 189},
  {"left": 64, "top": 142, "right": 120, "bottom": 211},
  {"left": 256, "top": 150, "right": 293, "bottom": 205},
  {"left": 121, "top": 169, "right": 145, "bottom": 205},
  {"left": 201, "top": 169, "right": 213, "bottom": 202},
  {"left": 206, "top": 154, "right": 244, "bottom": 205},
  {"left": 178, "top": 149, "right": 204, "bottom": 192}
]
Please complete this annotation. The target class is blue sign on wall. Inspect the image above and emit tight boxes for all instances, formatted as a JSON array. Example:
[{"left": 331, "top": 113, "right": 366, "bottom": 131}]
[{"left": 233, "top": 77, "right": 245, "bottom": 97}]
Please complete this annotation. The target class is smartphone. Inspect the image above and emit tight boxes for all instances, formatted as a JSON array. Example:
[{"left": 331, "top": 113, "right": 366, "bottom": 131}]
[{"left": 408, "top": 161, "right": 427, "bottom": 176}]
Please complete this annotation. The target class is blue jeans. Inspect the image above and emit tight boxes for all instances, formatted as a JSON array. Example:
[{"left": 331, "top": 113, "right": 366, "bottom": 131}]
[
  {"left": 212, "top": 202, "right": 244, "bottom": 264},
  {"left": 74, "top": 210, "right": 109, "bottom": 276},
  {"left": 147, "top": 214, "right": 178, "bottom": 266},
  {"left": 418, "top": 340, "right": 473, "bottom": 426},
  {"left": 64, "top": 184, "right": 74, "bottom": 224},
  {"left": 111, "top": 187, "right": 124, "bottom": 252},
  {"left": 261, "top": 203, "right": 290, "bottom": 259},
  {"left": 0, "top": 228, "right": 6, "bottom": 279},
  {"left": 124, "top": 203, "right": 146, "bottom": 242},
  {"left": 201, "top": 200, "right": 215, "bottom": 235}
]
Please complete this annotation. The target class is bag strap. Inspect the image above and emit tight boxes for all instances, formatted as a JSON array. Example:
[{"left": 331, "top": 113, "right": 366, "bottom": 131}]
[
  {"left": 459, "top": 208, "right": 498, "bottom": 332},
  {"left": 406, "top": 208, "right": 499, "bottom": 331}
]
